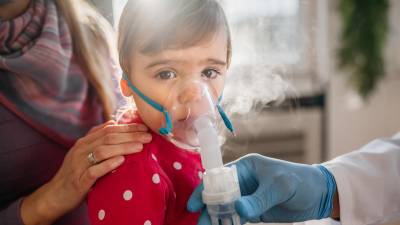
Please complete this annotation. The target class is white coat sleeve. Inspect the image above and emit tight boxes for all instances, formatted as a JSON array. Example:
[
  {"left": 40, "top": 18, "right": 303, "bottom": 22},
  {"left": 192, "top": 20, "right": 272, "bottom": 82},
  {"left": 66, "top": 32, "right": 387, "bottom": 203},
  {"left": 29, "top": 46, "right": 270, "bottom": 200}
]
[{"left": 322, "top": 133, "right": 400, "bottom": 225}]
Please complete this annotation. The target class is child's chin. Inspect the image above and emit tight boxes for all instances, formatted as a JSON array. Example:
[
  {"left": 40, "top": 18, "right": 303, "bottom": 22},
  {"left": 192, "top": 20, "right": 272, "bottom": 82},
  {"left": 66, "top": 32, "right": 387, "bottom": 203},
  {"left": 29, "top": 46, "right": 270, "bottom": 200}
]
[{"left": 171, "top": 122, "right": 199, "bottom": 148}]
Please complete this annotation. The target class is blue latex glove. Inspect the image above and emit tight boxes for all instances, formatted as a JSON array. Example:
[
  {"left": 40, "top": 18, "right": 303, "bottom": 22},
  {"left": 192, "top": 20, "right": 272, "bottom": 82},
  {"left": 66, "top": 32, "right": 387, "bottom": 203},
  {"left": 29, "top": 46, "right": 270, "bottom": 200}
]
[{"left": 187, "top": 154, "right": 337, "bottom": 224}]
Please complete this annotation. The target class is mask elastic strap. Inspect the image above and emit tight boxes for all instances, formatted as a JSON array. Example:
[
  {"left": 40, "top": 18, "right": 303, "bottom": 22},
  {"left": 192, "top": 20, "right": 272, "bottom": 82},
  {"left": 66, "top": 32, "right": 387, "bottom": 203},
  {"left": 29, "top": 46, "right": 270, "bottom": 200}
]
[
  {"left": 122, "top": 74, "right": 172, "bottom": 135},
  {"left": 217, "top": 95, "right": 235, "bottom": 135}
]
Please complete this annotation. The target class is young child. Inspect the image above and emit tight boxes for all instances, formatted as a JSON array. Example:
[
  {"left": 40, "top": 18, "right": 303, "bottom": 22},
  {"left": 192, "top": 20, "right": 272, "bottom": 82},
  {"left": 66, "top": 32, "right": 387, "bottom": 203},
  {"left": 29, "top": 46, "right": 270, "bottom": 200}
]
[{"left": 88, "top": 0, "right": 233, "bottom": 224}]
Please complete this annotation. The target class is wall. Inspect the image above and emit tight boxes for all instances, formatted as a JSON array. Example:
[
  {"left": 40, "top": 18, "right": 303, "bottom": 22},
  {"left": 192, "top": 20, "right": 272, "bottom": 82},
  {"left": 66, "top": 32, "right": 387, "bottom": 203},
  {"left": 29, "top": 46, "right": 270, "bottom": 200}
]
[
  {"left": 326, "top": 1, "right": 400, "bottom": 224},
  {"left": 327, "top": 0, "right": 400, "bottom": 158}
]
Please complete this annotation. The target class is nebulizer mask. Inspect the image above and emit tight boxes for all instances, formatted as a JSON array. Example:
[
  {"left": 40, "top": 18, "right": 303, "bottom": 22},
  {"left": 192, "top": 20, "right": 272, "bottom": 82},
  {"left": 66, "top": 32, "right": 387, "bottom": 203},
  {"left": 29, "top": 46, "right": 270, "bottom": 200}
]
[{"left": 123, "top": 73, "right": 241, "bottom": 225}]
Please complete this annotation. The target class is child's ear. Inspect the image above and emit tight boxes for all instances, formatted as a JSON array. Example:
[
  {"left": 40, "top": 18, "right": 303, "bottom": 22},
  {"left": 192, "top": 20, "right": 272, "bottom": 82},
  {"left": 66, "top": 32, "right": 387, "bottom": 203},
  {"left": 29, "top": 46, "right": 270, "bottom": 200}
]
[{"left": 120, "top": 79, "right": 133, "bottom": 97}]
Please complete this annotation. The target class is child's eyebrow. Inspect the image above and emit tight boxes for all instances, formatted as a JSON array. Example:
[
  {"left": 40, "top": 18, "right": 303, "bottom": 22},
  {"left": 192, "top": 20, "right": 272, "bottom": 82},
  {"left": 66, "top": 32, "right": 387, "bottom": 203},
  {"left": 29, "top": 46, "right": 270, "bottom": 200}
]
[
  {"left": 145, "top": 60, "right": 180, "bottom": 69},
  {"left": 204, "top": 58, "right": 227, "bottom": 66},
  {"left": 145, "top": 58, "right": 227, "bottom": 69}
]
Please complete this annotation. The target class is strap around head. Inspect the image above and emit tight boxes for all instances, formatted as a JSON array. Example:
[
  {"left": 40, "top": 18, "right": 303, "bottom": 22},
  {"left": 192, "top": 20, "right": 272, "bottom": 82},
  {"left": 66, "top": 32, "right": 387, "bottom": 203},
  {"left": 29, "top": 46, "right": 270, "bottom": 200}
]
[
  {"left": 122, "top": 74, "right": 165, "bottom": 112},
  {"left": 122, "top": 73, "right": 173, "bottom": 135},
  {"left": 217, "top": 94, "right": 235, "bottom": 134},
  {"left": 217, "top": 105, "right": 235, "bottom": 134}
]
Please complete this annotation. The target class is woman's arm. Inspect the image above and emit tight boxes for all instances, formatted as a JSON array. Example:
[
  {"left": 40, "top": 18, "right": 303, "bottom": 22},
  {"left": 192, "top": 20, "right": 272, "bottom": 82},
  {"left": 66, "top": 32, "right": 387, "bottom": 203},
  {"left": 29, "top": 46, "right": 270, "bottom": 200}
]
[{"left": 10, "top": 121, "right": 152, "bottom": 225}]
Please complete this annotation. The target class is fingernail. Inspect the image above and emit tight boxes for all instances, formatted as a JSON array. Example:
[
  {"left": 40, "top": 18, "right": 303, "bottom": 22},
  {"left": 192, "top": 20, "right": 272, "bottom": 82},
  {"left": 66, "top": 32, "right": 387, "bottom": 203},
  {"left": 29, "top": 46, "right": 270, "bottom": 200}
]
[
  {"left": 137, "top": 124, "right": 148, "bottom": 131},
  {"left": 134, "top": 143, "right": 143, "bottom": 150},
  {"left": 116, "top": 156, "right": 125, "bottom": 165},
  {"left": 142, "top": 134, "right": 152, "bottom": 142}
]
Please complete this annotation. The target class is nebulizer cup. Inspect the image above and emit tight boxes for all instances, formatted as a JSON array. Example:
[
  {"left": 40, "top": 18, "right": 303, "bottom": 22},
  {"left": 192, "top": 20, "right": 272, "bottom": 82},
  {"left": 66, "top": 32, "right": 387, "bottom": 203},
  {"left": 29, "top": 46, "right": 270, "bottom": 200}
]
[{"left": 164, "top": 79, "right": 241, "bottom": 225}]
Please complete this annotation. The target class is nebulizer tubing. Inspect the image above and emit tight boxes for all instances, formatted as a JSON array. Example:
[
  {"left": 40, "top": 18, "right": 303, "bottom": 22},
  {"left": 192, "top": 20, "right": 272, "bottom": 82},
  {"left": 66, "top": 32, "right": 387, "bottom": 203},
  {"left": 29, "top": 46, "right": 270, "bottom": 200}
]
[
  {"left": 193, "top": 117, "right": 241, "bottom": 225},
  {"left": 122, "top": 74, "right": 240, "bottom": 224}
]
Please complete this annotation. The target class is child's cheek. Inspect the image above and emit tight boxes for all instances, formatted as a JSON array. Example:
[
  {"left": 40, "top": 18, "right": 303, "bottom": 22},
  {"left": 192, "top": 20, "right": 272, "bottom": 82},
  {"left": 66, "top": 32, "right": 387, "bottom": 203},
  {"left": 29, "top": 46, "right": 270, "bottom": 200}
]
[
  {"left": 134, "top": 97, "right": 164, "bottom": 133},
  {"left": 212, "top": 77, "right": 226, "bottom": 98}
]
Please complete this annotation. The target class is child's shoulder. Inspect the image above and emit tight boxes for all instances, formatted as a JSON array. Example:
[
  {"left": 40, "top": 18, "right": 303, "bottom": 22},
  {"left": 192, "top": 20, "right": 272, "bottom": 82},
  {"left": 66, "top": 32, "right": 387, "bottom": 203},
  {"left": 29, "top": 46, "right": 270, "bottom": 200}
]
[
  {"left": 94, "top": 148, "right": 158, "bottom": 183},
  {"left": 87, "top": 147, "right": 172, "bottom": 225}
]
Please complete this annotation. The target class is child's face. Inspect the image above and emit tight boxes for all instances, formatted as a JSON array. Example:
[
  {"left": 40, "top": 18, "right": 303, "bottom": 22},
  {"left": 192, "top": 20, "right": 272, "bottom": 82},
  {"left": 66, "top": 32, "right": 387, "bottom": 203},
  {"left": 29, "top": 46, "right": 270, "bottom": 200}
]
[{"left": 121, "top": 31, "right": 228, "bottom": 134}]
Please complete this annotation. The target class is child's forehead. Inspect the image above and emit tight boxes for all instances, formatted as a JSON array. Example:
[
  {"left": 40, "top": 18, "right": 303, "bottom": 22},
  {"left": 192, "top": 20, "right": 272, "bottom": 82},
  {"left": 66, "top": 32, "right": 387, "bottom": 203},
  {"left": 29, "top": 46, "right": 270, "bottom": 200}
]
[{"left": 137, "top": 31, "right": 228, "bottom": 64}]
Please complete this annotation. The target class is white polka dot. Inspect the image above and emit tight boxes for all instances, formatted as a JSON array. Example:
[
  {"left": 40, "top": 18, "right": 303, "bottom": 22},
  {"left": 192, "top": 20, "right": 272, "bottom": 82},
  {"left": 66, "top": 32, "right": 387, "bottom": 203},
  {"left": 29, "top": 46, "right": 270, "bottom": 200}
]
[
  {"left": 152, "top": 173, "right": 160, "bottom": 184},
  {"left": 111, "top": 170, "right": 117, "bottom": 173},
  {"left": 98, "top": 209, "right": 105, "bottom": 220},
  {"left": 198, "top": 171, "right": 203, "bottom": 179},
  {"left": 173, "top": 162, "right": 182, "bottom": 170},
  {"left": 151, "top": 154, "right": 157, "bottom": 161},
  {"left": 123, "top": 190, "right": 133, "bottom": 201},
  {"left": 144, "top": 220, "right": 152, "bottom": 225}
]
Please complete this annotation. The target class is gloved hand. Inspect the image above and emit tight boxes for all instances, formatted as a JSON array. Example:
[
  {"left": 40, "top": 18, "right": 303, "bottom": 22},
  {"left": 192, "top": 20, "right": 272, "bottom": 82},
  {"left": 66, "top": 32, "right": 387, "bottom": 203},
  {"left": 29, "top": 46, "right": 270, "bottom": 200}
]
[{"left": 187, "top": 154, "right": 337, "bottom": 224}]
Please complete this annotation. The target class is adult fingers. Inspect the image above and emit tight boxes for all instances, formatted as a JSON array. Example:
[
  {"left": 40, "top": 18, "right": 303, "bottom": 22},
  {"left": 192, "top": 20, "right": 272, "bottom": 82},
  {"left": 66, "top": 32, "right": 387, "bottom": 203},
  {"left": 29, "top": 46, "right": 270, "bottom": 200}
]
[
  {"left": 75, "top": 125, "right": 151, "bottom": 157},
  {"left": 235, "top": 173, "right": 300, "bottom": 220},
  {"left": 88, "top": 120, "right": 115, "bottom": 134},
  {"left": 197, "top": 209, "right": 212, "bottom": 225},
  {"left": 93, "top": 132, "right": 152, "bottom": 147},
  {"left": 187, "top": 183, "right": 204, "bottom": 213},
  {"left": 79, "top": 123, "right": 149, "bottom": 147},
  {"left": 226, "top": 156, "right": 259, "bottom": 196},
  {"left": 90, "top": 142, "right": 144, "bottom": 163},
  {"left": 80, "top": 156, "right": 125, "bottom": 189}
]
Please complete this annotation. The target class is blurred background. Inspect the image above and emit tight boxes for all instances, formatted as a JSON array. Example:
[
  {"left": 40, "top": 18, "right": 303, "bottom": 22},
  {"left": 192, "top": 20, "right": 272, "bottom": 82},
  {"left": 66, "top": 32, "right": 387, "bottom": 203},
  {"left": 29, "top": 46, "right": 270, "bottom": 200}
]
[{"left": 91, "top": 0, "right": 400, "bottom": 224}]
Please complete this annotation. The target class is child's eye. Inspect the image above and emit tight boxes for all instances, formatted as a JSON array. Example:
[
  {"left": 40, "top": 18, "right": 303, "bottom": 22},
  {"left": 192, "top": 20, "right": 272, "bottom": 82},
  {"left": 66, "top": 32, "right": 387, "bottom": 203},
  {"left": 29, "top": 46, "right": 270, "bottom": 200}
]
[
  {"left": 156, "top": 71, "right": 177, "bottom": 80},
  {"left": 201, "top": 69, "right": 220, "bottom": 79}
]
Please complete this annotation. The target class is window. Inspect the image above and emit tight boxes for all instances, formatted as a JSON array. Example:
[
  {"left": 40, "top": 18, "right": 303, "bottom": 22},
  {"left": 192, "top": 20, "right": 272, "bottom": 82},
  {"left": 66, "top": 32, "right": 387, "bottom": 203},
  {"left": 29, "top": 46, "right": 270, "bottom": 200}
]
[{"left": 223, "top": 0, "right": 301, "bottom": 66}]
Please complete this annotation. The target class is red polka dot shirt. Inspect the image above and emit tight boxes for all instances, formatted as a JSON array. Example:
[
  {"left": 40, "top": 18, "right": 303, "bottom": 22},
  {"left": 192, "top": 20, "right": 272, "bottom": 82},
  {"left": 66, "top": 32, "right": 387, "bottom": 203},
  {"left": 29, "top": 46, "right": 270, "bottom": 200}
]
[{"left": 87, "top": 115, "right": 203, "bottom": 225}]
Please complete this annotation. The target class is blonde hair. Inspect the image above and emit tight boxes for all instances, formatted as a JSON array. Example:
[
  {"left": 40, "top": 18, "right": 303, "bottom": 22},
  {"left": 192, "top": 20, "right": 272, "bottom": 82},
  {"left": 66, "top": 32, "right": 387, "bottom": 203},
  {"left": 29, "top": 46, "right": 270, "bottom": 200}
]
[
  {"left": 118, "top": 0, "right": 232, "bottom": 76},
  {"left": 56, "top": 0, "right": 117, "bottom": 119}
]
